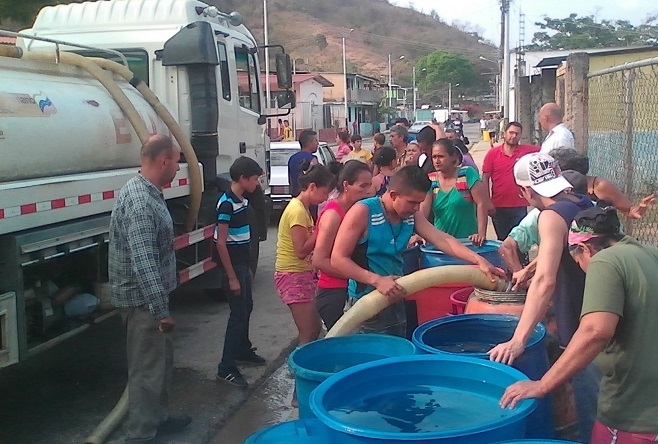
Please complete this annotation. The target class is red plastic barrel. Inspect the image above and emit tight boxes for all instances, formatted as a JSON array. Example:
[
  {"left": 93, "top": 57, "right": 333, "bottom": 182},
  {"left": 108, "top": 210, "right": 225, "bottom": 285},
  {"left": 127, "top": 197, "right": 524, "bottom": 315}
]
[{"left": 407, "top": 283, "right": 472, "bottom": 323}]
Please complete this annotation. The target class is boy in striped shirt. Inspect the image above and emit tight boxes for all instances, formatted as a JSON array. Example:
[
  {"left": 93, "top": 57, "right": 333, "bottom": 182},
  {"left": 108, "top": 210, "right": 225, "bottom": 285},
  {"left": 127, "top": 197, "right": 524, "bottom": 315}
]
[{"left": 214, "top": 157, "right": 266, "bottom": 388}]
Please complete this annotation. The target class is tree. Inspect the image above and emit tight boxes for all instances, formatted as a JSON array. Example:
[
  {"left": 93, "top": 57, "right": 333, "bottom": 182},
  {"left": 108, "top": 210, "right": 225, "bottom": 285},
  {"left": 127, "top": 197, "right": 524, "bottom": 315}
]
[
  {"left": 416, "top": 51, "right": 477, "bottom": 92},
  {"left": 0, "top": 0, "right": 89, "bottom": 25},
  {"left": 315, "top": 34, "right": 328, "bottom": 51},
  {"left": 526, "top": 13, "right": 658, "bottom": 50}
]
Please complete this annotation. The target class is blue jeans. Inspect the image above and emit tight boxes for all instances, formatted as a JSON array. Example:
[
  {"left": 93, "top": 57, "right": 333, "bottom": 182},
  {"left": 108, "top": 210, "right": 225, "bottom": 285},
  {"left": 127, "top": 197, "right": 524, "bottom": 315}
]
[
  {"left": 219, "top": 263, "right": 253, "bottom": 371},
  {"left": 492, "top": 206, "right": 528, "bottom": 241},
  {"left": 572, "top": 362, "right": 602, "bottom": 442}
]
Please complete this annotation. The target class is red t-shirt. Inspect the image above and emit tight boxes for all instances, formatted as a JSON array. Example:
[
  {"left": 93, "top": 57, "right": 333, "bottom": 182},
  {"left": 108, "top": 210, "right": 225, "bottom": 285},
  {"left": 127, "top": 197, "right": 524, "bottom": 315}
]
[
  {"left": 316, "top": 200, "right": 348, "bottom": 289},
  {"left": 482, "top": 144, "right": 540, "bottom": 208}
]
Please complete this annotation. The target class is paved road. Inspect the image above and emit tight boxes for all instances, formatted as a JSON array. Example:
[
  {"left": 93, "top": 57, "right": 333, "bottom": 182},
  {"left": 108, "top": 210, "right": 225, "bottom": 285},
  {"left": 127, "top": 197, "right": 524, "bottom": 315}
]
[{"left": 0, "top": 225, "right": 297, "bottom": 444}]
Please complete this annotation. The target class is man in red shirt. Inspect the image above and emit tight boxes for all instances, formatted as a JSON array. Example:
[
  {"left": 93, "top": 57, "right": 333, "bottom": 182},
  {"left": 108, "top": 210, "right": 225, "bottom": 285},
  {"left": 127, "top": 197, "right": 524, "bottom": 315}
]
[{"left": 482, "top": 121, "right": 540, "bottom": 240}]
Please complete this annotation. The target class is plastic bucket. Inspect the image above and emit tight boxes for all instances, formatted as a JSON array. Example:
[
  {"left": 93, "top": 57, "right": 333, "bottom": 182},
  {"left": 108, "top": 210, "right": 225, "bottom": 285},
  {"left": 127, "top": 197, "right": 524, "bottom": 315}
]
[
  {"left": 310, "top": 354, "right": 537, "bottom": 443},
  {"left": 288, "top": 334, "right": 416, "bottom": 419},
  {"left": 450, "top": 287, "right": 473, "bottom": 315},
  {"left": 412, "top": 314, "right": 554, "bottom": 439},
  {"left": 244, "top": 418, "right": 336, "bottom": 444}
]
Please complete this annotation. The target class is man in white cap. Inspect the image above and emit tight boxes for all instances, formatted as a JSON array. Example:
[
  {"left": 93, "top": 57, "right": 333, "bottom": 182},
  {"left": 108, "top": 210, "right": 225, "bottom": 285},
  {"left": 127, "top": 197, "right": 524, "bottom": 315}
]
[{"left": 488, "top": 152, "right": 597, "bottom": 442}]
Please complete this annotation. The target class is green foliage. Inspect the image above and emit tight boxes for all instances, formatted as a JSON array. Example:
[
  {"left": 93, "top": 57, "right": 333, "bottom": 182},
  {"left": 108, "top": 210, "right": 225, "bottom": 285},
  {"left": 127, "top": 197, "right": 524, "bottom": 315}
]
[
  {"left": 416, "top": 51, "right": 476, "bottom": 91},
  {"left": 0, "top": 0, "right": 87, "bottom": 25},
  {"left": 526, "top": 13, "right": 658, "bottom": 50},
  {"left": 315, "top": 34, "right": 328, "bottom": 50},
  {"left": 377, "top": 102, "right": 396, "bottom": 117}
]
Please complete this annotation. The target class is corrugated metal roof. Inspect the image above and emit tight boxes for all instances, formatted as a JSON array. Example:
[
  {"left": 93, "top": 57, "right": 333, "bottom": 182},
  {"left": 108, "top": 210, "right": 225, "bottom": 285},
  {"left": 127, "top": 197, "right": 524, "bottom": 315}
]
[{"left": 0, "top": 36, "right": 16, "bottom": 45}]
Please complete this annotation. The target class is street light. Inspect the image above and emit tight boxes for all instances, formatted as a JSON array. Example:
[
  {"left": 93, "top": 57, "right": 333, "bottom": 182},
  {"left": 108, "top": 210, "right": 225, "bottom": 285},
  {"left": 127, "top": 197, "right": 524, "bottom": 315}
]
[
  {"left": 342, "top": 28, "right": 354, "bottom": 129},
  {"left": 388, "top": 54, "right": 404, "bottom": 107},
  {"left": 479, "top": 56, "right": 501, "bottom": 111},
  {"left": 412, "top": 67, "right": 426, "bottom": 122},
  {"left": 448, "top": 82, "right": 459, "bottom": 112},
  {"left": 479, "top": 55, "right": 497, "bottom": 64}
]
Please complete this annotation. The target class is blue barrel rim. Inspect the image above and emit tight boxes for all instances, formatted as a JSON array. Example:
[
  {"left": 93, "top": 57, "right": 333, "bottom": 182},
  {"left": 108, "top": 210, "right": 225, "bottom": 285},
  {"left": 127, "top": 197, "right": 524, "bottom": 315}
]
[
  {"left": 495, "top": 441, "right": 581, "bottom": 443},
  {"left": 420, "top": 239, "right": 502, "bottom": 255},
  {"left": 412, "top": 314, "right": 546, "bottom": 357},
  {"left": 244, "top": 418, "right": 333, "bottom": 444},
  {"left": 288, "top": 334, "right": 416, "bottom": 383},
  {"left": 309, "top": 354, "right": 537, "bottom": 440}
]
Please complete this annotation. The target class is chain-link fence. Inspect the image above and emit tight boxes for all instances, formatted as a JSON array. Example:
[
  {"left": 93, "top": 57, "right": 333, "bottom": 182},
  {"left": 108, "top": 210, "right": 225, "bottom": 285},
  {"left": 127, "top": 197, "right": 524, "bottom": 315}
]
[{"left": 587, "top": 57, "right": 658, "bottom": 245}]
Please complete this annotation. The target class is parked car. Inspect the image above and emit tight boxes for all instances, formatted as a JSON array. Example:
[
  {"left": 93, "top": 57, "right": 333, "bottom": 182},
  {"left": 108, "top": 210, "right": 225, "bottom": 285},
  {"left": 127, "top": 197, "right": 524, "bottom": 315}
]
[
  {"left": 270, "top": 141, "right": 336, "bottom": 211},
  {"left": 409, "top": 121, "right": 431, "bottom": 132}
]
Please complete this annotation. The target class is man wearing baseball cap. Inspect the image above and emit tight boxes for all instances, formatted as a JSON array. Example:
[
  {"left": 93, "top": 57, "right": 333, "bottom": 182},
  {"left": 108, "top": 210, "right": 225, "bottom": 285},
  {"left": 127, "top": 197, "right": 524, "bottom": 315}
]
[
  {"left": 501, "top": 206, "right": 658, "bottom": 443},
  {"left": 488, "top": 152, "right": 597, "bottom": 441}
]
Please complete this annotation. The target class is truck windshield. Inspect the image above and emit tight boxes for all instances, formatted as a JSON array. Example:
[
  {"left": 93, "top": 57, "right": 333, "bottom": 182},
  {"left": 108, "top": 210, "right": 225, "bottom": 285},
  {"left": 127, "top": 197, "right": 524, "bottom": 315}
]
[
  {"left": 271, "top": 149, "right": 299, "bottom": 166},
  {"left": 72, "top": 48, "right": 149, "bottom": 85}
]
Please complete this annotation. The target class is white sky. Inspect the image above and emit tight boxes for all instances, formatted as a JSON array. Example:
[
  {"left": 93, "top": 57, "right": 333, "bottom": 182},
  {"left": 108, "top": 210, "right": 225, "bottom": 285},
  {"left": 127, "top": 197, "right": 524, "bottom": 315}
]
[{"left": 390, "top": 0, "right": 657, "bottom": 46}]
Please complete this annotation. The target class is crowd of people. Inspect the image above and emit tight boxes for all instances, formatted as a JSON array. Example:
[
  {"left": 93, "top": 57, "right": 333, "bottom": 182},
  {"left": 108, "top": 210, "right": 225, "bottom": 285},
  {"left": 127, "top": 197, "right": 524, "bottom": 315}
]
[{"left": 107, "top": 100, "right": 657, "bottom": 442}]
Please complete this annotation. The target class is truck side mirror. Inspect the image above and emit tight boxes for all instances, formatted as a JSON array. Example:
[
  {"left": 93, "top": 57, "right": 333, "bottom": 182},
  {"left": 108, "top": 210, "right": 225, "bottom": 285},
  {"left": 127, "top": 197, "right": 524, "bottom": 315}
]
[
  {"left": 275, "top": 53, "right": 293, "bottom": 89},
  {"left": 276, "top": 90, "right": 296, "bottom": 109}
]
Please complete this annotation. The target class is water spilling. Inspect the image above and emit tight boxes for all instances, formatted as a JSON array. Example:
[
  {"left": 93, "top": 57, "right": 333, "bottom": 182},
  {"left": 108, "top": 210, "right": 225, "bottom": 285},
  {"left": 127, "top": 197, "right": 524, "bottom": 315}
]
[{"left": 326, "top": 377, "right": 509, "bottom": 434}]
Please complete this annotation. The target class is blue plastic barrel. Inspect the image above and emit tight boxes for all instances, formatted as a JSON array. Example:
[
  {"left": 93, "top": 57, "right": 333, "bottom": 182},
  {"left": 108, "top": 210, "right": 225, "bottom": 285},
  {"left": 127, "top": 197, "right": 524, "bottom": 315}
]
[
  {"left": 412, "top": 314, "right": 554, "bottom": 439},
  {"left": 244, "top": 418, "right": 336, "bottom": 444},
  {"left": 288, "top": 335, "right": 416, "bottom": 419},
  {"left": 310, "top": 355, "right": 537, "bottom": 443},
  {"left": 420, "top": 239, "right": 506, "bottom": 270},
  {"left": 402, "top": 245, "right": 421, "bottom": 274},
  {"left": 496, "top": 440, "right": 582, "bottom": 443}
]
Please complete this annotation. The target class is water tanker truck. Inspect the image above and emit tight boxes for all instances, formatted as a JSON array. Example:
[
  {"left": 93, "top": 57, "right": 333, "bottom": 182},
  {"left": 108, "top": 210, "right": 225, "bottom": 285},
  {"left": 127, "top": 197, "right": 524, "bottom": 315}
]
[{"left": 0, "top": 0, "right": 295, "bottom": 369}]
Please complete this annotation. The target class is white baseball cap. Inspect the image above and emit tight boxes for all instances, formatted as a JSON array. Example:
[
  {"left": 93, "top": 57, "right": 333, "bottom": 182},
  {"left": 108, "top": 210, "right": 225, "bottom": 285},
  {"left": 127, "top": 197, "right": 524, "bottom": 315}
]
[{"left": 514, "top": 152, "right": 573, "bottom": 197}]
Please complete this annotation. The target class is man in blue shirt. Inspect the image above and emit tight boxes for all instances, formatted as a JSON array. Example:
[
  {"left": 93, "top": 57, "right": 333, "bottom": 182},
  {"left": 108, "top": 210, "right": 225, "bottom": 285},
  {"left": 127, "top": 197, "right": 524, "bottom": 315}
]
[
  {"left": 331, "top": 165, "right": 503, "bottom": 336},
  {"left": 287, "top": 130, "right": 319, "bottom": 198}
]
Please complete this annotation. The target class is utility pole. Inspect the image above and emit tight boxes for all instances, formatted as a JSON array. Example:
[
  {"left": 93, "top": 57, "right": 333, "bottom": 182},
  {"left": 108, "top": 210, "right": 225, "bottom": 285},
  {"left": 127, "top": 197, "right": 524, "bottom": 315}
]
[
  {"left": 412, "top": 66, "right": 417, "bottom": 122},
  {"left": 500, "top": 0, "right": 511, "bottom": 118},
  {"left": 342, "top": 29, "right": 354, "bottom": 130},
  {"left": 342, "top": 36, "right": 348, "bottom": 130},
  {"left": 388, "top": 54, "right": 392, "bottom": 108},
  {"left": 263, "top": 0, "right": 270, "bottom": 112}
]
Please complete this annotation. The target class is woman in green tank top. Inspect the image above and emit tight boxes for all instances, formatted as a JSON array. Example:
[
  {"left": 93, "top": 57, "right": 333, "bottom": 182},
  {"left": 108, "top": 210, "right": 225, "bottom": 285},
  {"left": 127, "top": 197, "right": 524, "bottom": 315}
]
[{"left": 420, "top": 139, "right": 492, "bottom": 246}]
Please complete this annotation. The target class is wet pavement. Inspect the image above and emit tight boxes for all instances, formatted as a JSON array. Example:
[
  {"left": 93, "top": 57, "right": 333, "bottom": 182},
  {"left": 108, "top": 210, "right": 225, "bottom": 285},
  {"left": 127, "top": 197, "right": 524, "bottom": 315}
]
[
  {"left": 0, "top": 225, "right": 299, "bottom": 444},
  {"left": 212, "top": 363, "right": 298, "bottom": 443}
]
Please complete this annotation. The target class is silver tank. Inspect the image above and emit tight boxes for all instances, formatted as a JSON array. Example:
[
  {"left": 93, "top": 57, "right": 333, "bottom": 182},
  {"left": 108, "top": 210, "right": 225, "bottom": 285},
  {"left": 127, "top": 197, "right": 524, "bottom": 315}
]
[{"left": 0, "top": 55, "right": 168, "bottom": 182}]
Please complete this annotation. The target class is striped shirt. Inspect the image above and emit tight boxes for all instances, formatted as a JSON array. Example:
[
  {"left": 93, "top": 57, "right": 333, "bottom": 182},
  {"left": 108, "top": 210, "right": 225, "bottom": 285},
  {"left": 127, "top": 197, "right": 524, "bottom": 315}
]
[
  {"left": 109, "top": 174, "right": 177, "bottom": 320},
  {"left": 213, "top": 190, "right": 251, "bottom": 265}
]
